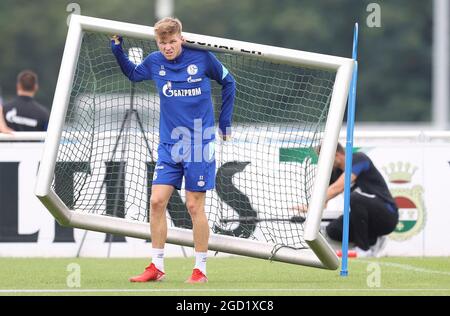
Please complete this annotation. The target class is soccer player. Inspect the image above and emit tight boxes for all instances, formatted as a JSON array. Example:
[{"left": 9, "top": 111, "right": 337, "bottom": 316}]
[
  {"left": 1, "top": 71, "right": 49, "bottom": 132},
  {"left": 319, "top": 143, "right": 399, "bottom": 257},
  {"left": 111, "top": 17, "right": 235, "bottom": 283}
]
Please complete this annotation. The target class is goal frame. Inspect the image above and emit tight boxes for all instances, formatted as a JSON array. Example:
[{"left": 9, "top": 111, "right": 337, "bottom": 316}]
[{"left": 35, "top": 15, "right": 354, "bottom": 269}]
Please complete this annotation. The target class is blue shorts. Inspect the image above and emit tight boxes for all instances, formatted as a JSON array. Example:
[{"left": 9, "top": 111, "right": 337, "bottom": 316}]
[{"left": 152, "top": 142, "right": 216, "bottom": 192}]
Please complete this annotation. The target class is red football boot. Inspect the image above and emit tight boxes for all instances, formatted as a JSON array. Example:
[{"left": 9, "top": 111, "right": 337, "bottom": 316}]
[
  {"left": 185, "top": 269, "right": 208, "bottom": 284},
  {"left": 129, "top": 263, "right": 165, "bottom": 282}
]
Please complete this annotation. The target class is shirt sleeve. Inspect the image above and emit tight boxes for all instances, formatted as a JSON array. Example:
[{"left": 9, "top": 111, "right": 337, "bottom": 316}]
[
  {"left": 205, "top": 52, "right": 236, "bottom": 136},
  {"left": 111, "top": 43, "right": 152, "bottom": 82},
  {"left": 351, "top": 153, "right": 371, "bottom": 177}
]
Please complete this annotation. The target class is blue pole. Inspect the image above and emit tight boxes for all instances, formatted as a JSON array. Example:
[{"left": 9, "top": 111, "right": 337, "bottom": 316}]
[{"left": 340, "top": 23, "right": 359, "bottom": 277}]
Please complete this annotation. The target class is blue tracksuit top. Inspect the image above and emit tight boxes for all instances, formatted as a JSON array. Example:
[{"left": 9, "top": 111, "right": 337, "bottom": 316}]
[{"left": 111, "top": 43, "right": 235, "bottom": 145}]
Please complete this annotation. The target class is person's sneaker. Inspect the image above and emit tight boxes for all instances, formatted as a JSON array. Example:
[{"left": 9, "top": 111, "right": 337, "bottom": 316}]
[
  {"left": 129, "top": 263, "right": 165, "bottom": 282},
  {"left": 185, "top": 269, "right": 208, "bottom": 284},
  {"left": 371, "top": 236, "right": 387, "bottom": 258},
  {"left": 354, "top": 247, "right": 373, "bottom": 258}
]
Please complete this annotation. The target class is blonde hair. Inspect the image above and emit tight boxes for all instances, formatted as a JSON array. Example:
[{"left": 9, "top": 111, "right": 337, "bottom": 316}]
[{"left": 154, "top": 17, "right": 182, "bottom": 39}]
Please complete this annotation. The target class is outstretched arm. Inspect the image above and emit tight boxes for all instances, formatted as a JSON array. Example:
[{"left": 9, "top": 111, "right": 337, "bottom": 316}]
[
  {"left": 326, "top": 172, "right": 357, "bottom": 202},
  {"left": 111, "top": 35, "right": 151, "bottom": 82},
  {"left": 292, "top": 170, "right": 356, "bottom": 213},
  {"left": 206, "top": 52, "right": 236, "bottom": 141}
]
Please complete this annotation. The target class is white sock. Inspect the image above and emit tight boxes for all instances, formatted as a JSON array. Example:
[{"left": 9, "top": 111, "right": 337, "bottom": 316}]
[
  {"left": 152, "top": 248, "right": 165, "bottom": 272},
  {"left": 194, "top": 252, "right": 208, "bottom": 275}
]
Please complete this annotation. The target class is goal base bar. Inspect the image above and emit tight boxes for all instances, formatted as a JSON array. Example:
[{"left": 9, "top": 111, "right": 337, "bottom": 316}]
[{"left": 37, "top": 194, "right": 338, "bottom": 269}]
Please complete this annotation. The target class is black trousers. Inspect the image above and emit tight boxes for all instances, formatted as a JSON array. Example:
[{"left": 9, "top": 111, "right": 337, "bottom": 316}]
[{"left": 325, "top": 191, "right": 399, "bottom": 250}]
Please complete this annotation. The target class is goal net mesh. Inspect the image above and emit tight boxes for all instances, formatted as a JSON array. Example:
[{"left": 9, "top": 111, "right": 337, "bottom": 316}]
[{"left": 53, "top": 33, "right": 336, "bottom": 250}]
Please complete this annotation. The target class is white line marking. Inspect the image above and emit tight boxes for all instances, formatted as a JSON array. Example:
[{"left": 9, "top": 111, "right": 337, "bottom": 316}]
[
  {"left": 0, "top": 288, "right": 449, "bottom": 294},
  {"left": 355, "top": 259, "right": 450, "bottom": 276}
]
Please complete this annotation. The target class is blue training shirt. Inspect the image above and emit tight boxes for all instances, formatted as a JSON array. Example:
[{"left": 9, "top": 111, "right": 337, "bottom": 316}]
[{"left": 111, "top": 42, "right": 236, "bottom": 145}]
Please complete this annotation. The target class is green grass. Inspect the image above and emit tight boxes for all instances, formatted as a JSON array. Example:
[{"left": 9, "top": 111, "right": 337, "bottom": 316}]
[{"left": 0, "top": 257, "right": 449, "bottom": 296}]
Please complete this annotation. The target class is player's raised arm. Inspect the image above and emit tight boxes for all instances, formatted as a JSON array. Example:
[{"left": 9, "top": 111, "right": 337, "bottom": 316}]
[{"left": 111, "top": 35, "right": 152, "bottom": 82}]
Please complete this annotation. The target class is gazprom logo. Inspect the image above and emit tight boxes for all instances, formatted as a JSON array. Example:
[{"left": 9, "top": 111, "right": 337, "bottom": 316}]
[
  {"left": 162, "top": 81, "right": 202, "bottom": 98},
  {"left": 162, "top": 82, "right": 174, "bottom": 97}
]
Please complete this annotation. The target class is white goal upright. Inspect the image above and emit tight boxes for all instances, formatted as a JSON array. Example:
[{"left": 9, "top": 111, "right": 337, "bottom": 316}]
[{"left": 35, "top": 15, "right": 354, "bottom": 269}]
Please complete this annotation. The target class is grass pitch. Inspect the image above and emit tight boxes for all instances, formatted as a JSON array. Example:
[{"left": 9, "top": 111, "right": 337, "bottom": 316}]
[{"left": 0, "top": 257, "right": 449, "bottom": 296}]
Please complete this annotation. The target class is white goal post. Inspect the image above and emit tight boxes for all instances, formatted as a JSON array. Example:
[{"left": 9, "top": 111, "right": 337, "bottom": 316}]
[{"left": 35, "top": 15, "right": 354, "bottom": 269}]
